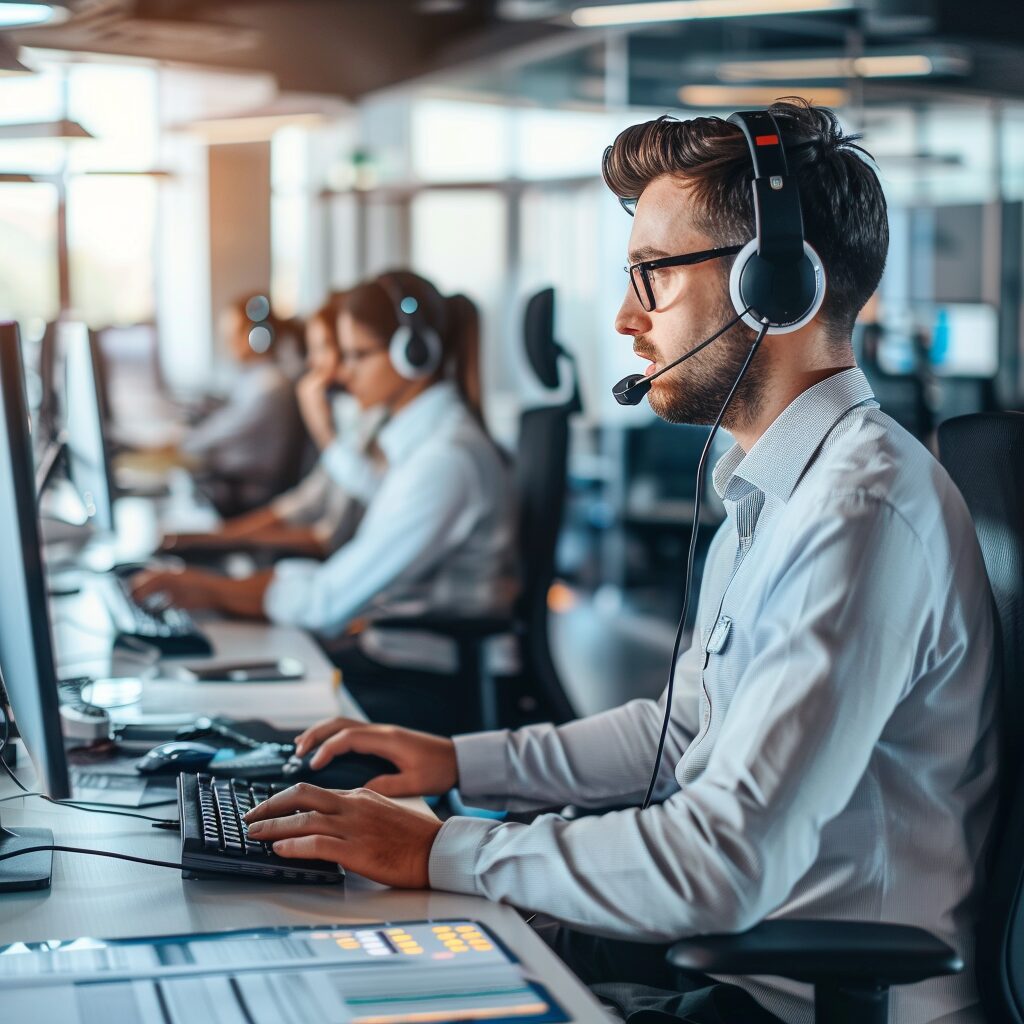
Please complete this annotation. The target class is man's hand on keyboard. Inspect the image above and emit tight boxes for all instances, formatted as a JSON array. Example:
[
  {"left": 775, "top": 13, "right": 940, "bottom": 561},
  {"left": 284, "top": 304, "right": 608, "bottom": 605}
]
[
  {"left": 130, "top": 566, "right": 219, "bottom": 610},
  {"left": 294, "top": 717, "right": 458, "bottom": 797},
  {"left": 242, "top": 783, "right": 442, "bottom": 888}
]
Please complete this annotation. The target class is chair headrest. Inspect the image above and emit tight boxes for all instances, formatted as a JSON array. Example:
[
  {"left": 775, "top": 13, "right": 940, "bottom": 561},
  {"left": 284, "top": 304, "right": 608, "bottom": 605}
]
[{"left": 523, "top": 288, "right": 560, "bottom": 390}]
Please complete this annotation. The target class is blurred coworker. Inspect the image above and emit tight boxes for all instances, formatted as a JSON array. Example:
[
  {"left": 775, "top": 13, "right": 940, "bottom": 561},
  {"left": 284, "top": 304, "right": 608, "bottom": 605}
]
[
  {"left": 133, "top": 271, "right": 517, "bottom": 733},
  {"left": 163, "top": 294, "right": 384, "bottom": 559},
  {"left": 181, "top": 293, "right": 304, "bottom": 514}
]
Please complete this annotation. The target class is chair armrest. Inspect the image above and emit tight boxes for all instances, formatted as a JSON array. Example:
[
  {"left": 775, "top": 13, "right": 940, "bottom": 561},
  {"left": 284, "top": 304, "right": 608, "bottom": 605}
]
[
  {"left": 667, "top": 920, "right": 962, "bottom": 987},
  {"left": 370, "top": 615, "right": 514, "bottom": 639}
]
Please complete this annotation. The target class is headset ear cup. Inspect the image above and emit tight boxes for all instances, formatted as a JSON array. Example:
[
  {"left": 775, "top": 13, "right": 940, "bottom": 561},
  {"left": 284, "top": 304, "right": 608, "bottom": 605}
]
[
  {"left": 389, "top": 324, "right": 443, "bottom": 380},
  {"left": 729, "top": 239, "right": 827, "bottom": 336}
]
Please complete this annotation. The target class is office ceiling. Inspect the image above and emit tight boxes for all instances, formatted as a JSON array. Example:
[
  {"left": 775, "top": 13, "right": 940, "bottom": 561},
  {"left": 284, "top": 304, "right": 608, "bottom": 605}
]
[
  {"left": 9, "top": 1, "right": 571, "bottom": 97},
  {"left": 8, "top": 0, "right": 1024, "bottom": 104}
]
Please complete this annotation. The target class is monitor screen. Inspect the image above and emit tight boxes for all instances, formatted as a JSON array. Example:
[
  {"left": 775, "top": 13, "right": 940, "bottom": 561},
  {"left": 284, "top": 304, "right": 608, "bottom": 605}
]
[
  {"left": 36, "top": 319, "right": 59, "bottom": 441},
  {"left": 927, "top": 303, "right": 1000, "bottom": 378},
  {"left": 0, "top": 323, "right": 70, "bottom": 800},
  {"left": 59, "top": 322, "right": 115, "bottom": 533},
  {"left": 872, "top": 302, "right": 999, "bottom": 378}
]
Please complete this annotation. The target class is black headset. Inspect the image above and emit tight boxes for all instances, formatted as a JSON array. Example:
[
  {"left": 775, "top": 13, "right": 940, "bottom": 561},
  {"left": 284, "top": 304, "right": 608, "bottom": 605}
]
[
  {"left": 376, "top": 272, "right": 444, "bottom": 381},
  {"left": 243, "top": 294, "right": 275, "bottom": 354},
  {"left": 726, "top": 109, "right": 826, "bottom": 335}
]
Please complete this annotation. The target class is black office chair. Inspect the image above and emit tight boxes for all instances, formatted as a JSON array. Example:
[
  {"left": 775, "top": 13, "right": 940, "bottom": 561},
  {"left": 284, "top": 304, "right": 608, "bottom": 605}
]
[
  {"left": 666, "top": 411, "right": 1024, "bottom": 1024},
  {"left": 940, "top": 412, "right": 1024, "bottom": 1024},
  {"left": 374, "top": 287, "right": 581, "bottom": 730}
]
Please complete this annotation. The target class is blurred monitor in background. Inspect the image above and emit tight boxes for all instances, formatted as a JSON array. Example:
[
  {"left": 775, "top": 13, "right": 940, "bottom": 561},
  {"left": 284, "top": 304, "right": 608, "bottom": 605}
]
[
  {"left": 926, "top": 303, "right": 999, "bottom": 378},
  {"left": 867, "top": 302, "right": 998, "bottom": 379},
  {"left": 59, "top": 321, "right": 116, "bottom": 534}
]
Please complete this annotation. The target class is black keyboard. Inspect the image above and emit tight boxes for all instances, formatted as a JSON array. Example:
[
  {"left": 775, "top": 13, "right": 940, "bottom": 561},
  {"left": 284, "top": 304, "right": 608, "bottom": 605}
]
[
  {"left": 177, "top": 773, "right": 342, "bottom": 883},
  {"left": 103, "top": 574, "right": 213, "bottom": 657}
]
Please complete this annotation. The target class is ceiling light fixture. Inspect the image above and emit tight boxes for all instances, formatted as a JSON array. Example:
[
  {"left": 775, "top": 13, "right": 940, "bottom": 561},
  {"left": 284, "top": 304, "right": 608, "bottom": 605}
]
[
  {"left": 717, "top": 52, "right": 969, "bottom": 82},
  {"left": 678, "top": 84, "right": 850, "bottom": 107},
  {"left": 175, "top": 112, "right": 327, "bottom": 145},
  {"left": 572, "top": 0, "right": 854, "bottom": 29},
  {"left": 0, "top": 118, "right": 94, "bottom": 140},
  {"left": 0, "top": 3, "right": 68, "bottom": 29}
]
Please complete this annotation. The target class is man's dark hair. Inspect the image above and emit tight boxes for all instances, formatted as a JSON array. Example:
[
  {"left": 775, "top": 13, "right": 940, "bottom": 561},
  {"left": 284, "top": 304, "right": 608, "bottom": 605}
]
[{"left": 603, "top": 98, "right": 888, "bottom": 344}]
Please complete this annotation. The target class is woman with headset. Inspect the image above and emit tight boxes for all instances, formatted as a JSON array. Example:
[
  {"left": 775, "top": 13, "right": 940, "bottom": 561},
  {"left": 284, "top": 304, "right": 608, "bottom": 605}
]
[
  {"left": 178, "top": 293, "right": 305, "bottom": 515},
  {"left": 132, "top": 271, "right": 518, "bottom": 733},
  {"left": 162, "top": 292, "right": 385, "bottom": 559}
]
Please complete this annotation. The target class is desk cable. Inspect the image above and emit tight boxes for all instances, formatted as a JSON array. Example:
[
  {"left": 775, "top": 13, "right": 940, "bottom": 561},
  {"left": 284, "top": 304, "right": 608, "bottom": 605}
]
[{"left": 0, "top": 702, "right": 177, "bottom": 827}]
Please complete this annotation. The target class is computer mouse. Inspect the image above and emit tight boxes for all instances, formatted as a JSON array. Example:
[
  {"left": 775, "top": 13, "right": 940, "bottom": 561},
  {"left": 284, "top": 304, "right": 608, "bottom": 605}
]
[
  {"left": 280, "top": 750, "right": 399, "bottom": 790},
  {"left": 136, "top": 741, "right": 219, "bottom": 775}
]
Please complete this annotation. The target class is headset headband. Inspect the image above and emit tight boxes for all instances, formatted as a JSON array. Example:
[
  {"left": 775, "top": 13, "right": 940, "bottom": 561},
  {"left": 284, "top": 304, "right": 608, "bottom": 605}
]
[{"left": 726, "top": 110, "right": 807, "bottom": 266}]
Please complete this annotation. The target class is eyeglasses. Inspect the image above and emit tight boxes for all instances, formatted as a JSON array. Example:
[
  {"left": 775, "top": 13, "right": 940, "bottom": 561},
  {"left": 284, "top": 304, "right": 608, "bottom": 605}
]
[
  {"left": 602, "top": 145, "right": 638, "bottom": 216},
  {"left": 626, "top": 246, "right": 744, "bottom": 313}
]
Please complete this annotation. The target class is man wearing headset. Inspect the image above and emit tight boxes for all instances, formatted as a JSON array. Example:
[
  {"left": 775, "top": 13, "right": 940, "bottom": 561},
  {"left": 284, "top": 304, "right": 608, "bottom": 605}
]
[{"left": 243, "top": 101, "right": 998, "bottom": 1024}]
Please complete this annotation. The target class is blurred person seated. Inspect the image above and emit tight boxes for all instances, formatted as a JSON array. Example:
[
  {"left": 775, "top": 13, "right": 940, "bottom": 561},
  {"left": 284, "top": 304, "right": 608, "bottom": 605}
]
[
  {"left": 162, "top": 293, "right": 385, "bottom": 560},
  {"left": 133, "top": 271, "right": 518, "bottom": 735},
  {"left": 180, "top": 293, "right": 305, "bottom": 516}
]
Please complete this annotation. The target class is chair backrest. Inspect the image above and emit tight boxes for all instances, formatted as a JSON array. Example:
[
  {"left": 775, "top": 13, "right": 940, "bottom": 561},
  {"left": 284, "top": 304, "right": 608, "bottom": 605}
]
[
  {"left": 937, "top": 412, "right": 1024, "bottom": 1024},
  {"left": 515, "top": 288, "right": 580, "bottom": 724}
]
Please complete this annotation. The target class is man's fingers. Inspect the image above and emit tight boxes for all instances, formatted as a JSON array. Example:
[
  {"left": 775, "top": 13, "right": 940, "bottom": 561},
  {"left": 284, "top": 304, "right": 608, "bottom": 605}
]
[
  {"left": 294, "top": 717, "right": 362, "bottom": 756},
  {"left": 243, "top": 782, "right": 342, "bottom": 823},
  {"left": 309, "top": 726, "right": 394, "bottom": 768},
  {"left": 271, "top": 835, "right": 349, "bottom": 864},
  {"left": 245, "top": 809, "right": 338, "bottom": 842}
]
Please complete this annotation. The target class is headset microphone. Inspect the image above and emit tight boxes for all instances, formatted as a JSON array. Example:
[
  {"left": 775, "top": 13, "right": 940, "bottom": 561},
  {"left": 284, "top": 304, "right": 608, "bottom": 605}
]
[{"left": 612, "top": 307, "right": 751, "bottom": 407}]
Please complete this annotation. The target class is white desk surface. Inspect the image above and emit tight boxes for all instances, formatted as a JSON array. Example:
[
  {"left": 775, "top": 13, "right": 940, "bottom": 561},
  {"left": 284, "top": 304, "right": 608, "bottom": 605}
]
[{"left": 3, "top": 571, "right": 605, "bottom": 1020}]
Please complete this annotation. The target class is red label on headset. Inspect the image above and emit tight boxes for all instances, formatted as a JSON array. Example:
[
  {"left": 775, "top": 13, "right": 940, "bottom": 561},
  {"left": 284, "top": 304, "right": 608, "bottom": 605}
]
[{"left": 755, "top": 134, "right": 779, "bottom": 146}]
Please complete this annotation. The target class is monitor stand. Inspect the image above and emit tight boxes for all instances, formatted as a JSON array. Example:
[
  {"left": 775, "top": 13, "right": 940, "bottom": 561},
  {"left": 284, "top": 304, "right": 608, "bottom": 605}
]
[{"left": 0, "top": 812, "right": 52, "bottom": 892}]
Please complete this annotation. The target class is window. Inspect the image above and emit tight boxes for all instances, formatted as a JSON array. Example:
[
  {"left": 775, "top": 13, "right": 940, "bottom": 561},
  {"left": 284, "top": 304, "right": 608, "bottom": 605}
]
[
  {"left": 0, "top": 182, "right": 59, "bottom": 322},
  {"left": 67, "top": 175, "right": 156, "bottom": 326}
]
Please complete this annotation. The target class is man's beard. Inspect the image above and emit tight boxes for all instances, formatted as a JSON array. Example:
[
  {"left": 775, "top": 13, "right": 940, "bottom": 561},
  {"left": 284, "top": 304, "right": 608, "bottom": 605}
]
[{"left": 646, "top": 299, "right": 767, "bottom": 429}]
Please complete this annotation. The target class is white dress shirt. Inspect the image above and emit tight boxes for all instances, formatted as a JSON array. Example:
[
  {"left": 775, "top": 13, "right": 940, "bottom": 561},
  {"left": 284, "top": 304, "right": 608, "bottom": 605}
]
[
  {"left": 270, "top": 406, "right": 386, "bottom": 551},
  {"left": 180, "top": 361, "right": 296, "bottom": 479},
  {"left": 429, "top": 368, "right": 998, "bottom": 1024},
  {"left": 264, "top": 381, "right": 518, "bottom": 670}
]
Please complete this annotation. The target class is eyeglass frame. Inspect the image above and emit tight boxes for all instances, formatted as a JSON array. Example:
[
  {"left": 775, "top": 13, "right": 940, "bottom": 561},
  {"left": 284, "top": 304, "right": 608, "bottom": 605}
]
[{"left": 626, "top": 245, "right": 744, "bottom": 312}]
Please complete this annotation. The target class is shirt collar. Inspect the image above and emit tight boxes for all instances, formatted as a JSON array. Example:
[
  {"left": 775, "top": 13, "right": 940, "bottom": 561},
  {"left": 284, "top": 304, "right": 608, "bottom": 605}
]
[
  {"left": 377, "top": 380, "right": 460, "bottom": 465},
  {"left": 712, "top": 367, "right": 877, "bottom": 505}
]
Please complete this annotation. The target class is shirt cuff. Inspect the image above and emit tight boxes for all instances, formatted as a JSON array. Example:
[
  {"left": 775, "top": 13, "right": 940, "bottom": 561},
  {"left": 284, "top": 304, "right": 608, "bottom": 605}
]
[
  {"left": 262, "top": 558, "right": 321, "bottom": 625},
  {"left": 428, "top": 816, "right": 500, "bottom": 895},
  {"left": 453, "top": 730, "right": 511, "bottom": 798}
]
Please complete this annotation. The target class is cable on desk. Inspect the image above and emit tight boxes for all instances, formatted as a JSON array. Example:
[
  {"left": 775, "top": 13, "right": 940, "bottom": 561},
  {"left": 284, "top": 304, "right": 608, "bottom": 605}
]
[
  {"left": 0, "top": 703, "right": 177, "bottom": 826},
  {"left": 0, "top": 844, "right": 186, "bottom": 871},
  {"left": 0, "top": 791, "right": 177, "bottom": 825}
]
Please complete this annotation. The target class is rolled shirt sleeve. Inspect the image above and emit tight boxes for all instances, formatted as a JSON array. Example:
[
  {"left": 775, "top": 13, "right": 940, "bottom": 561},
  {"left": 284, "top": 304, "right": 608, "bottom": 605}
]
[
  {"left": 263, "top": 447, "right": 476, "bottom": 636},
  {"left": 429, "top": 494, "right": 959, "bottom": 942}
]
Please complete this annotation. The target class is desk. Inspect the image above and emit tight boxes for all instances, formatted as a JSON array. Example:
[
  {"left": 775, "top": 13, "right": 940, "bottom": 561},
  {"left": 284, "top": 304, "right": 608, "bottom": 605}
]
[{"left": 1, "top": 612, "right": 604, "bottom": 1020}]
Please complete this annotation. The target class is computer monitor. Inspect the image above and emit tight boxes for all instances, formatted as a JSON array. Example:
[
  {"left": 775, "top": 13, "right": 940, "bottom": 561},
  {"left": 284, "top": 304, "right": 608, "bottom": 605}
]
[
  {"left": 59, "top": 321, "right": 115, "bottom": 533},
  {"left": 927, "top": 302, "right": 999, "bottom": 378},
  {"left": 0, "top": 323, "right": 70, "bottom": 802},
  {"left": 36, "top": 319, "right": 59, "bottom": 441}
]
